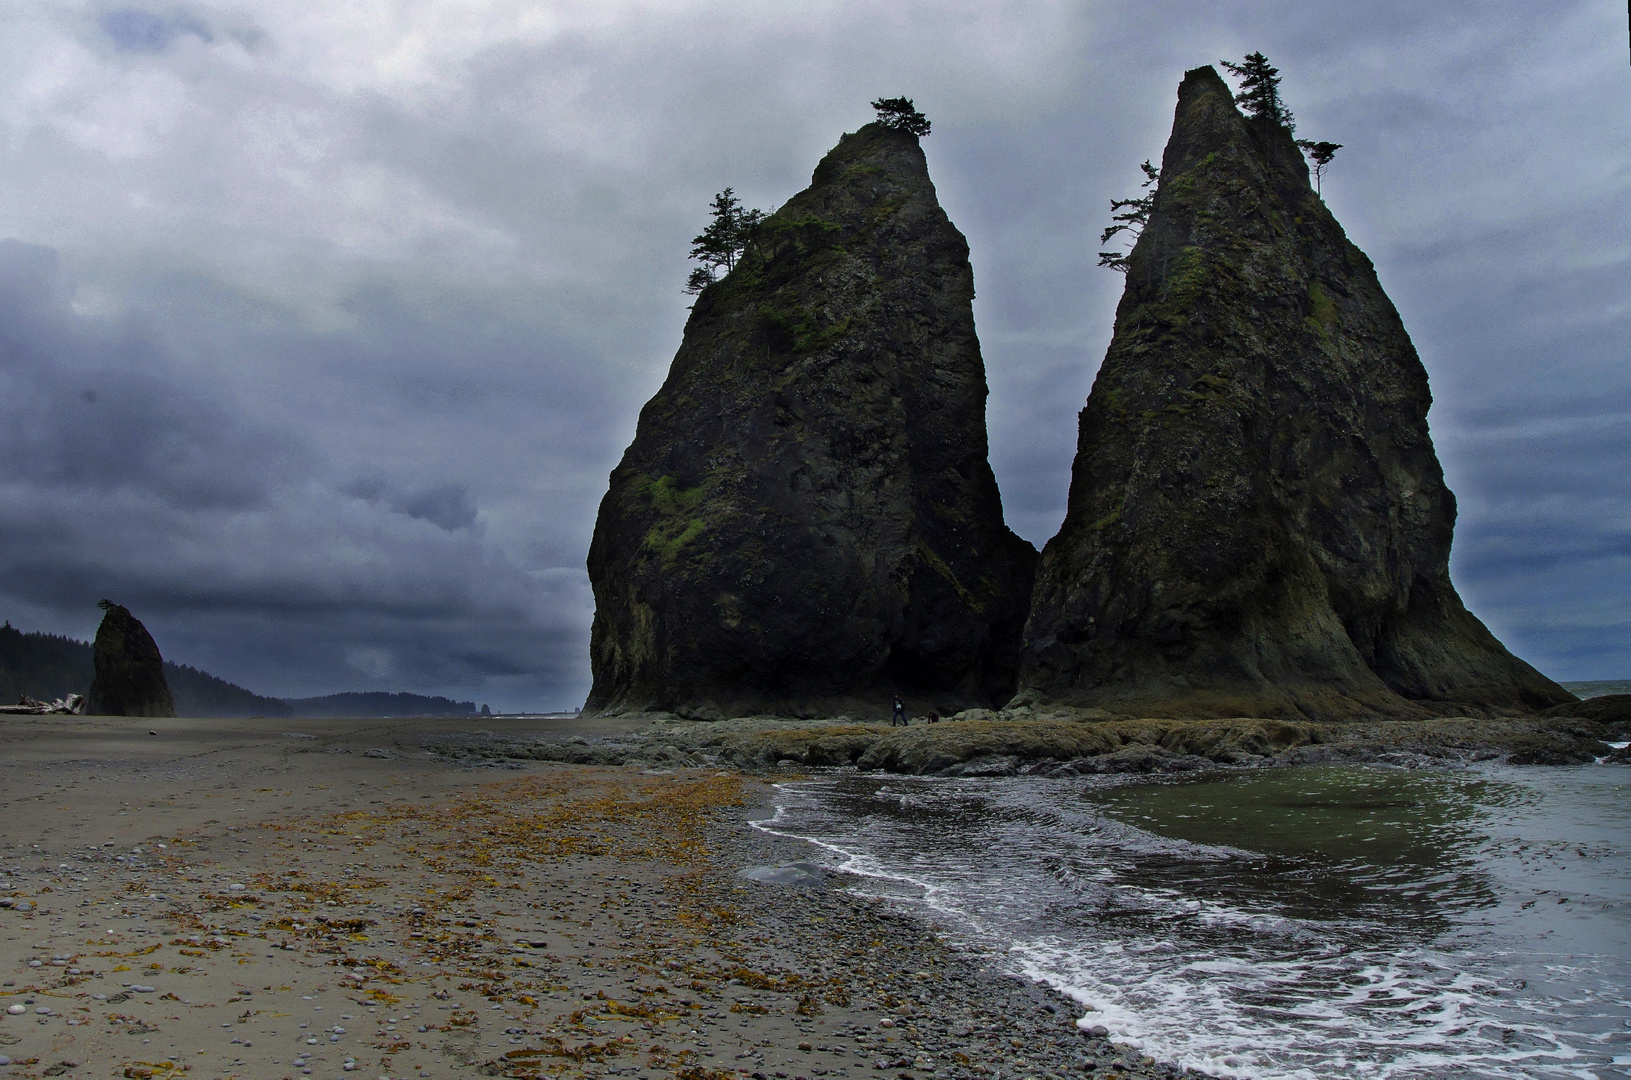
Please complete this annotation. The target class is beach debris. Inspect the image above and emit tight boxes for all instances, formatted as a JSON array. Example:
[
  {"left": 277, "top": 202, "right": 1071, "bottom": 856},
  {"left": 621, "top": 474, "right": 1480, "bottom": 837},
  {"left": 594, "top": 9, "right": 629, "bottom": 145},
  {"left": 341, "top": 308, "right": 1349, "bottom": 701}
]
[
  {"left": 736, "top": 863, "right": 824, "bottom": 887},
  {"left": 0, "top": 693, "right": 84, "bottom": 715}
]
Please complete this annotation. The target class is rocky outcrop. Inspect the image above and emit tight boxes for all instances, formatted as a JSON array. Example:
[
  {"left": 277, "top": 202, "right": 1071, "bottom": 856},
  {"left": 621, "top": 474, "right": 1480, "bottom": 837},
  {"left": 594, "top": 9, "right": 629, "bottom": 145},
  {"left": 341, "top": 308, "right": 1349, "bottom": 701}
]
[
  {"left": 85, "top": 600, "right": 176, "bottom": 718},
  {"left": 1543, "top": 693, "right": 1631, "bottom": 726},
  {"left": 587, "top": 122, "right": 1037, "bottom": 719},
  {"left": 428, "top": 713, "right": 1615, "bottom": 775},
  {"left": 1018, "top": 66, "right": 1573, "bottom": 720}
]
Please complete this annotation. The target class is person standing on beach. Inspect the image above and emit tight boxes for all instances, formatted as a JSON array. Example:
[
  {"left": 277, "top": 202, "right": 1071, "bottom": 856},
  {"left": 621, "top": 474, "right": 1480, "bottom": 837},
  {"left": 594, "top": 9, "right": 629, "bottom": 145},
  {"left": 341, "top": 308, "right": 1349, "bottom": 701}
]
[{"left": 892, "top": 695, "right": 907, "bottom": 726}]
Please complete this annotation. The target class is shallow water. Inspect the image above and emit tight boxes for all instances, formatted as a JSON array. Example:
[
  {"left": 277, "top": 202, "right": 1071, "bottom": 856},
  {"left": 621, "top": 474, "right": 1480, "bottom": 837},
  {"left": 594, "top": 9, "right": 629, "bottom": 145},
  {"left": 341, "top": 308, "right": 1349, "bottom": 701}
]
[
  {"left": 1561, "top": 680, "right": 1631, "bottom": 699},
  {"left": 753, "top": 762, "right": 1631, "bottom": 1079}
]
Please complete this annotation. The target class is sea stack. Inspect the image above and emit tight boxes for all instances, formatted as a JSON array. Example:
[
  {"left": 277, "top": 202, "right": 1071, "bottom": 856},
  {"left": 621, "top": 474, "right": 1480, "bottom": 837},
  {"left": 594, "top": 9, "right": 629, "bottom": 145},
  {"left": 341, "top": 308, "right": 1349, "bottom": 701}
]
[
  {"left": 587, "top": 122, "right": 1037, "bottom": 719},
  {"left": 1018, "top": 66, "right": 1572, "bottom": 720},
  {"left": 85, "top": 600, "right": 176, "bottom": 718}
]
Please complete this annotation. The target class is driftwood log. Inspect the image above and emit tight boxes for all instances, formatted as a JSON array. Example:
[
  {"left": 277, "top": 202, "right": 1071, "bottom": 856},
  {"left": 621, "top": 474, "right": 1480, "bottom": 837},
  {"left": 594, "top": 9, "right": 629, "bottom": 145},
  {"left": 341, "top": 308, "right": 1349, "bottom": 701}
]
[{"left": 0, "top": 693, "right": 85, "bottom": 715}]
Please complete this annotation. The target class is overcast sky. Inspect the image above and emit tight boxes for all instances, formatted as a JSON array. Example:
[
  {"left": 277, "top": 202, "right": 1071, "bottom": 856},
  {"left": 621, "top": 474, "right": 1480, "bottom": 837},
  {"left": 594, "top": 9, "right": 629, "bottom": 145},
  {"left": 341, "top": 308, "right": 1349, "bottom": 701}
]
[{"left": 0, "top": 1, "right": 1625, "bottom": 710}]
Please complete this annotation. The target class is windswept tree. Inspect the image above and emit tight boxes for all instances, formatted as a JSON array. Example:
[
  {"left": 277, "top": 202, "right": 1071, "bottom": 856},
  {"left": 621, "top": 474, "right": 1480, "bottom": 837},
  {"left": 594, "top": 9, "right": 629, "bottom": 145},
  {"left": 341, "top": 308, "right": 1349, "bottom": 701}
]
[
  {"left": 871, "top": 96, "right": 931, "bottom": 137},
  {"left": 1097, "top": 159, "right": 1159, "bottom": 273},
  {"left": 1296, "top": 139, "right": 1343, "bottom": 194},
  {"left": 684, "top": 187, "right": 765, "bottom": 294},
  {"left": 1220, "top": 52, "right": 1294, "bottom": 131}
]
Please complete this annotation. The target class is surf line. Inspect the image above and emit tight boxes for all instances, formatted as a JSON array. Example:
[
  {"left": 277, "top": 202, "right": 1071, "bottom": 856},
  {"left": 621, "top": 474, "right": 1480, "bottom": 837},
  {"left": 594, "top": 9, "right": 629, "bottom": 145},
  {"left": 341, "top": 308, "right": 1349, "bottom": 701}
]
[{"left": 746, "top": 777, "right": 1007, "bottom": 941}]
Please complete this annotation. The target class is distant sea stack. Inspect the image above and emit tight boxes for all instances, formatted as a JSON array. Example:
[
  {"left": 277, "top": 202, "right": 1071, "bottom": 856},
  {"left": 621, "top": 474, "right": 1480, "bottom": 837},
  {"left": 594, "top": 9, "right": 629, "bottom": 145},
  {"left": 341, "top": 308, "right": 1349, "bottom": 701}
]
[
  {"left": 587, "top": 122, "right": 1037, "bottom": 719},
  {"left": 85, "top": 600, "right": 177, "bottom": 718},
  {"left": 1018, "top": 66, "right": 1573, "bottom": 720}
]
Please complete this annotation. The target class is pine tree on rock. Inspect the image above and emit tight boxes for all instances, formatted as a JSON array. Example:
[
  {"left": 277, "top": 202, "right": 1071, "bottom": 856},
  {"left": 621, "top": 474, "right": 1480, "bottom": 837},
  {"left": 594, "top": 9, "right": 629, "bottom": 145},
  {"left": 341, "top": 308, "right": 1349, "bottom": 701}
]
[
  {"left": 1098, "top": 159, "right": 1160, "bottom": 273},
  {"left": 685, "top": 188, "right": 766, "bottom": 293},
  {"left": 870, "top": 97, "right": 931, "bottom": 137},
  {"left": 1220, "top": 52, "right": 1294, "bottom": 130},
  {"left": 1296, "top": 139, "right": 1343, "bottom": 194}
]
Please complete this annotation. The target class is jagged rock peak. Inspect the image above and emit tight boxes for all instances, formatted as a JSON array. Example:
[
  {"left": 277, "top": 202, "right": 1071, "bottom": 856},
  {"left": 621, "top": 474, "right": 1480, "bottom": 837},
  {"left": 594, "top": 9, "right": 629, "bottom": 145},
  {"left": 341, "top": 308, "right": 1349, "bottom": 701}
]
[
  {"left": 586, "top": 121, "right": 1037, "bottom": 720},
  {"left": 1017, "top": 66, "right": 1572, "bottom": 720},
  {"left": 85, "top": 600, "right": 176, "bottom": 718}
]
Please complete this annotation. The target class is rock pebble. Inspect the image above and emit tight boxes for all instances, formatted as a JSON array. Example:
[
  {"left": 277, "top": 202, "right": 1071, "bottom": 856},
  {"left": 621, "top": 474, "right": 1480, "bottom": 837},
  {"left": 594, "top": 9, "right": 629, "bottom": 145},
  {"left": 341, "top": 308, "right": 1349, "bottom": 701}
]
[{"left": 737, "top": 862, "right": 825, "bottom": 887}]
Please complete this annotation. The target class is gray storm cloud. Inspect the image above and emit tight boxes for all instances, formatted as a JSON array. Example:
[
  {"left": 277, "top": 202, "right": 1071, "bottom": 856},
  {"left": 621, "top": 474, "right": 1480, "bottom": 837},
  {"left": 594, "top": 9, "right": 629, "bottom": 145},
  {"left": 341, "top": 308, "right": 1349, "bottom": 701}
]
[
  {"left": 0, "top": 0, "right": 1623, "bottom": 708},
  {"left": 0, "top": 238, "right": 588, "bottom": 707}
]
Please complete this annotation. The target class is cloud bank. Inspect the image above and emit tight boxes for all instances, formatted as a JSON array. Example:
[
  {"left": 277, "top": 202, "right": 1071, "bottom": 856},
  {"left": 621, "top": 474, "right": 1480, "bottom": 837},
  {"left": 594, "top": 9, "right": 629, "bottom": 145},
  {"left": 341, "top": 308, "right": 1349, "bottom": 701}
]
[{"left": 0, "top": 1, "right": 1624, "bottom": 707}]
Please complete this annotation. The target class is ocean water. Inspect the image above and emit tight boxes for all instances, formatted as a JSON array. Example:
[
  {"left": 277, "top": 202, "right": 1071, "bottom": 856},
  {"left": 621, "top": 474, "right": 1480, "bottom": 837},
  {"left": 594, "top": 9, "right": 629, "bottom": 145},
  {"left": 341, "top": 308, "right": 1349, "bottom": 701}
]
[
  {"left": 1563, "top": 681, "right": 1631, "bottom": 699},
  {"left": 752, "top": 762, "right": 1631, "bottom": 1079}
]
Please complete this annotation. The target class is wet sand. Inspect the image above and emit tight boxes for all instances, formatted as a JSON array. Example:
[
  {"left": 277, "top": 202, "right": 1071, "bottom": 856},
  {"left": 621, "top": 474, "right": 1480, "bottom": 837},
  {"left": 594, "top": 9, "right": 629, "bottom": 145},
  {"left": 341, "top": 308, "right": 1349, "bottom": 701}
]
[{"left": 0, "top": 714, "right": 1180, "bottom": 1080}]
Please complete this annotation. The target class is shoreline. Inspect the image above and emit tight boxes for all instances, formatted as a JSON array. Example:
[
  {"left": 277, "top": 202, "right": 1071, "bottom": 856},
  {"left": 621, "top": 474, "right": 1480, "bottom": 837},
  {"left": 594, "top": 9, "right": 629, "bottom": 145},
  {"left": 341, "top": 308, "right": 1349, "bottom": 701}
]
[{"left": 0, "top": 714, "right": 1189, "bottom": 1080}]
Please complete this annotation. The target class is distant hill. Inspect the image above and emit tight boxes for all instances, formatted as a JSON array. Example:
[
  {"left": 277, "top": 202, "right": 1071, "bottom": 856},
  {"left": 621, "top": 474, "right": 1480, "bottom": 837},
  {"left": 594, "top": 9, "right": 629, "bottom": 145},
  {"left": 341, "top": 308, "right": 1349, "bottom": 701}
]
[
  {"left": 1, "top": 620, "right": 484, "bottom": 719},
  {"left": 165, "top": 663, "right": 292, "bottom": 718},
  {"left": 0, "top": 622, "right": 291, "bottom": 717},
  {"left": 282, "top": 692, "right": 477, "bottom": 718}
]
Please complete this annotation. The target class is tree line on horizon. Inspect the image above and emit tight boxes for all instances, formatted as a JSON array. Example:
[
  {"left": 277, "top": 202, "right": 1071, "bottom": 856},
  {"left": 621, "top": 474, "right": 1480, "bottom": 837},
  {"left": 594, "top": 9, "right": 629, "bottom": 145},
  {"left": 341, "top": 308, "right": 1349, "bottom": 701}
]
[{"left": 0, "top": 621, "right": 483, "bottom": 719}]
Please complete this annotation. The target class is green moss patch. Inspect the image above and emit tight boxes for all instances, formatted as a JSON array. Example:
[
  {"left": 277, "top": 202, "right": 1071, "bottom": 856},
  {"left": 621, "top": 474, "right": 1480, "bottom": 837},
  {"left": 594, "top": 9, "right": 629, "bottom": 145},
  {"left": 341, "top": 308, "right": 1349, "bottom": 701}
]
[
  {"left": 755, "top": 300, "right": 853, "bottom": 355},
  {"left": 640, "top": 475, "right": 709, "bottom": 563},
  {"left": 916, "top": 541, "right": 984, "bottom": 612},
  {"left": 1305, "top": 281, "right": 1338, "bottom": 336}
]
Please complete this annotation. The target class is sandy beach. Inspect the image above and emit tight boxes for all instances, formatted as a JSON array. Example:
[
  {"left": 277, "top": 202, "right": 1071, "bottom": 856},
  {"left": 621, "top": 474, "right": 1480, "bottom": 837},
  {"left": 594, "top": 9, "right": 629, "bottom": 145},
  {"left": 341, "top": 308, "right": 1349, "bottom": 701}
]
[{"left": 0, "top": 714, "right": 1178, "bottom": 1080}]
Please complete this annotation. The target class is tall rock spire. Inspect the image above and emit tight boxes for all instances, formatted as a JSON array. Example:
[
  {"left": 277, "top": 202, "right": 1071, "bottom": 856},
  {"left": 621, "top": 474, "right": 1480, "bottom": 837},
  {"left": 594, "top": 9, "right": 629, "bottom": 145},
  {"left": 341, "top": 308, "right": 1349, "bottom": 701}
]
[
  {"left": 85, "top": 600, "right": 176, "bottom": 718},
  {"left": 587, "top": 122, "right": 1037, "bottom": 719},
  {"left": 1019, "top": 66, "right": 1572, "bottom": 719}
]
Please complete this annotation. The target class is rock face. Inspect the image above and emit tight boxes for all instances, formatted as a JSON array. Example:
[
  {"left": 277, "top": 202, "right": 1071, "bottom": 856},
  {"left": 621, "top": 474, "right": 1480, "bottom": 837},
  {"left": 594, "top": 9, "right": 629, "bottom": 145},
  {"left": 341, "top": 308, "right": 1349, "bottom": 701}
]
[
  {"left": 1018, "top": 66, "right": 1573, "bottom": 720},
  {"left": 85, "top": 600, "right": 176, "bottom": 718},
  {"left": 587, "top": 122, "right": 1037, "bottom": 719}
]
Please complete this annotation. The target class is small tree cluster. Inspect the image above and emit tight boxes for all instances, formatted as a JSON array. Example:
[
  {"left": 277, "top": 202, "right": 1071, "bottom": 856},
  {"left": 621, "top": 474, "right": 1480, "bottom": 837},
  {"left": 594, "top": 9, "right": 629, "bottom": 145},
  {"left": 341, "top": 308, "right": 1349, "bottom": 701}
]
[
  {"left": 684, "top": 187, "right": 765, "bottom": 294},
  {"left": 1221, "top": 54, "right": 1344, "bottom": 192},
  {"left": 1098, "top": 58, "right": 1345, "bottom": 272},
  {"left": 871, "top": 97, "right": 931, "bottom": 137},
  {"left": 1220, "top": 52, "right": 1294, "bottom": 131},
  {"left": 1097, "top": 159, "right": 1159, "bottom": 273}
]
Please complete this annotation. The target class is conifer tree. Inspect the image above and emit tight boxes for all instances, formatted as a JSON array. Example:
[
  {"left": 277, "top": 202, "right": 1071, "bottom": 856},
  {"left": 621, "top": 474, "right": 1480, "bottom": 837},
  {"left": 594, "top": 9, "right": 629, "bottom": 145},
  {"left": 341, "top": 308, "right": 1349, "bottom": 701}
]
[
  {"left": 1220, "top": 52, "right": 1294, "bottom": 131},
  {"left": 1097, "top": 159, "right": 1159, "bottom": 273},
  {"left": 871, "top": 97, "right": 931, "bottom": 137},
  {"left": 1296, "top": 139, "right": 1343, "bottom": 194},
  {"left": 684, "top": 188, "right": 765, "bottom": 294}
]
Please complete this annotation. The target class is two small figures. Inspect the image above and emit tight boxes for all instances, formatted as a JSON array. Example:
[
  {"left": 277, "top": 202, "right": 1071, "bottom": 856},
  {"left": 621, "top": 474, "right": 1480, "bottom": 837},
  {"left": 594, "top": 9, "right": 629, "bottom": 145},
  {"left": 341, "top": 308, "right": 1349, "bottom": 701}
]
[{"left": 890, "top": 695, "right": 940, "bottom": 726}]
